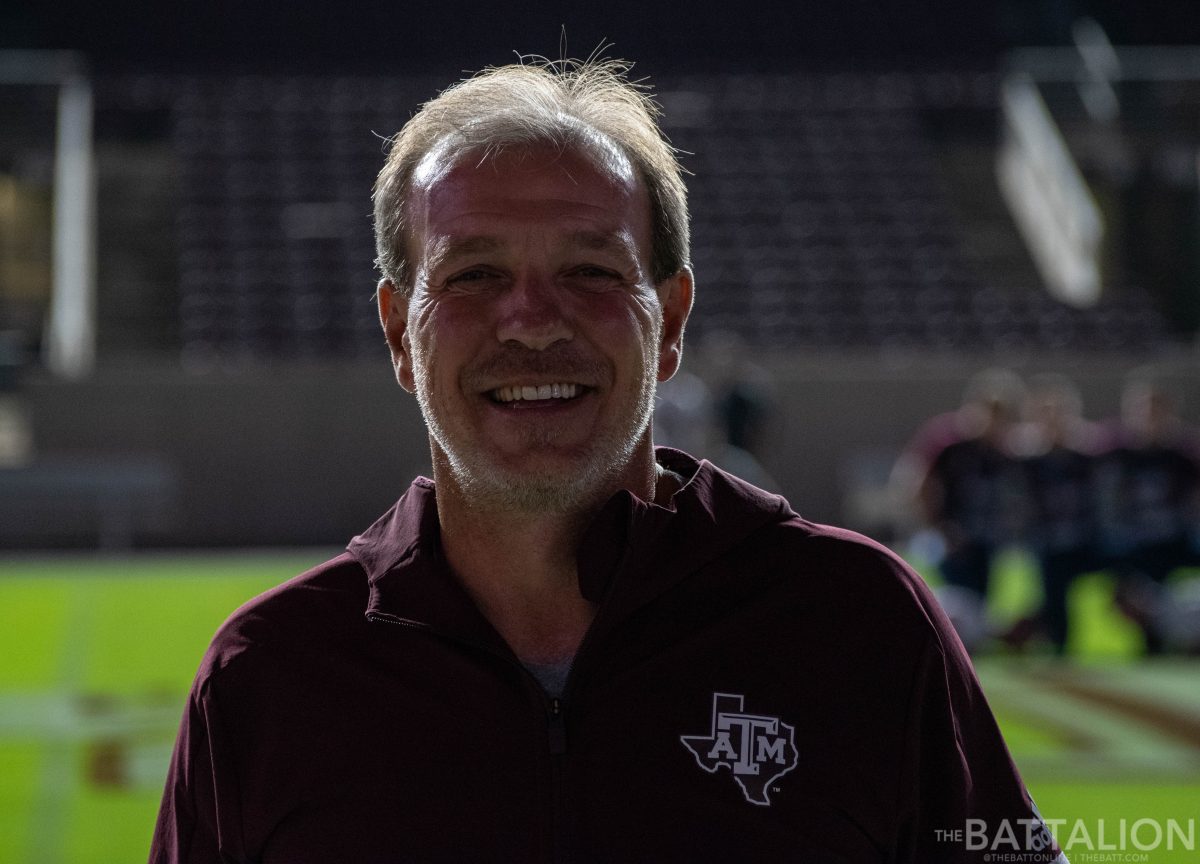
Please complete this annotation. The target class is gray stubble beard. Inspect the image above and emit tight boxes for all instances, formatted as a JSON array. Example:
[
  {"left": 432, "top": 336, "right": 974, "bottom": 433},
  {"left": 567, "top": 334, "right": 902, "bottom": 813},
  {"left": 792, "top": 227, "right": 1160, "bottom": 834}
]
[{"left": 414, "top": 347, "right": 660, "bottom": 515}]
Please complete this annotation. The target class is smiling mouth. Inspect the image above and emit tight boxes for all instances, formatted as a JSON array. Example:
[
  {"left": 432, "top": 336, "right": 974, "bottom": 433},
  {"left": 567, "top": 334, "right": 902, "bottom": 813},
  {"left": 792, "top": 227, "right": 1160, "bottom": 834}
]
[{"left": 489, "top": 383, "right": 585, "bottom": 404}]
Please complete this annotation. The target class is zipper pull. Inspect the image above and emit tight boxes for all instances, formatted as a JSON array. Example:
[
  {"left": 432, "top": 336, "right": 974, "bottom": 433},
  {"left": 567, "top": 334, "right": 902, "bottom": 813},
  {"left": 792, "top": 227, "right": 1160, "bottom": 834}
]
[{"left": 548, "top": 697, "right": 567, "bottom": 755}]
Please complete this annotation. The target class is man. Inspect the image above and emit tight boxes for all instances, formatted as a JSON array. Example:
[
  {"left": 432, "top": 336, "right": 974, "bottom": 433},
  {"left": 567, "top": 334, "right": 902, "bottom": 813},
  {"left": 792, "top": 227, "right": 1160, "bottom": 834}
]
[
  {"left": 1011, "top": 373, "right": 1102, "bottom": 653},
  {"left": 150, "top": 58, "right": 1065, "bottom": 863},
  {"left": 899, "top": 368, "right": 1026, "bottom": 651},
  {"left": 1096, "top": 375, "right": 1200, "bottom": 653}
]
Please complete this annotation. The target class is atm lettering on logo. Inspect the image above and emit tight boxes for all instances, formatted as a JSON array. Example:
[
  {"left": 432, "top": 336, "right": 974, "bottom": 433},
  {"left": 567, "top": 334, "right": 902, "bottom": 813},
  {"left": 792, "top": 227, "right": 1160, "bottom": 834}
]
[{"left": 680, "top": 692, "right": 799, "bottom": 806}]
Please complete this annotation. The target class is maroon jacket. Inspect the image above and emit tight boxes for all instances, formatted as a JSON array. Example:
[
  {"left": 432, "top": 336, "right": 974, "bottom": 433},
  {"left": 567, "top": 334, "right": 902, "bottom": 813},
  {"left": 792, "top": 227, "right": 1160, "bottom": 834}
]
[{"left": 150, "top": 449, "right": 1063, "bottom": 863}]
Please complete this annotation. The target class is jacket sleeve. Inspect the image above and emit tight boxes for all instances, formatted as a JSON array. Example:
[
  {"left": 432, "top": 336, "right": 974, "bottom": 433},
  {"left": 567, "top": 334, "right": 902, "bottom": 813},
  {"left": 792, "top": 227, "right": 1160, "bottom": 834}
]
[
  {"left": 894, "top": 628, "right": 1067, "bottom": 864},
  {"left": 149, "top": 677, "right": 243, "bottom": 864}
]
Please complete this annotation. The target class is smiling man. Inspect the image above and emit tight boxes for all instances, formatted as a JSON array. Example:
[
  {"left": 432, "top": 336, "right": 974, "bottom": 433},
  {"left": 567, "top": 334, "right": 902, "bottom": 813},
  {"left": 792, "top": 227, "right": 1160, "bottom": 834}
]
[
  {"left": 150, "top": 59, "right": 1066, "bottom": 863},
  {"left": 377, "top": 136, "right": 691, "bottom": 666}
]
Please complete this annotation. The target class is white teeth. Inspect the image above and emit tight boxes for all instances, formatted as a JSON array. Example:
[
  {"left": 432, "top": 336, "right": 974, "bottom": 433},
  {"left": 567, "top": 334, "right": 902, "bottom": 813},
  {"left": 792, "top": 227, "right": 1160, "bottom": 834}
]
[{"left": 491, "top": 383, "right": 582, "bottom": 403}]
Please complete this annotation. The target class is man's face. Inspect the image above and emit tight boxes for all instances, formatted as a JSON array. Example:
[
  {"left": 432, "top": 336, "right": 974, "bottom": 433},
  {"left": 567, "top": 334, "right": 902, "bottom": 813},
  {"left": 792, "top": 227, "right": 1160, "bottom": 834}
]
[{"left": 378, "top": 141, "right": 691, "bottom": 511}]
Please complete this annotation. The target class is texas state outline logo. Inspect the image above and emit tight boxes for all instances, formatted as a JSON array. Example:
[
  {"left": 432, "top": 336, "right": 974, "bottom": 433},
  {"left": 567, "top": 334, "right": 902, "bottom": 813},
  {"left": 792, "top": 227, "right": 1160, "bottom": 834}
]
[{"left": 680, "top": 692, "right": 799, "bottom": 806}]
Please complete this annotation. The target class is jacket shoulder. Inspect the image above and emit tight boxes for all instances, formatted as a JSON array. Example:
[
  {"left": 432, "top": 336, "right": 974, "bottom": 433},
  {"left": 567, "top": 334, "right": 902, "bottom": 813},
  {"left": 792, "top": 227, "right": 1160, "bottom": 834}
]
[
  {"left": 195, "top": 552, "right": 368, "bottom": 685},
  {"left": 740, "top": 517, "right": 957, "bottom": 648}
]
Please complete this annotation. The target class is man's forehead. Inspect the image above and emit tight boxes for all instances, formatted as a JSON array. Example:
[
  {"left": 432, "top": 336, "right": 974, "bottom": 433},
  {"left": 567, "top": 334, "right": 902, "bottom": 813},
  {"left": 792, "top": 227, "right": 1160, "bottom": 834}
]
[
  {"left": 427, "top": 229, "right": 640, "bottom": 261},
  {"left": 407, "top": 136, "right": 652, "bottom": 255}
]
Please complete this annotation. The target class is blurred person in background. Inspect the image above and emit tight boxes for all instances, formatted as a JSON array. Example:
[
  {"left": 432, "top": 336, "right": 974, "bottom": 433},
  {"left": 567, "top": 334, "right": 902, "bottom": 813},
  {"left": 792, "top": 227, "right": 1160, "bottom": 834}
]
[
  {"left": 703, "top": 329, "right": 779, "bottom": 492},
  {"left": 1096, "top": 373, "right": 1200, "bottom": 653},
  {"left": 1008, "top": 373, "right": 1103, "bottom": 654},
  {"left": 150, "top": 57, "right": 1065, "bottom": 863},
  {"left": 905, "top": 368, "right": 1026, "bottom": 652},
  {"left": 653, "top": 367, "right": 712, "bottom": 456}
]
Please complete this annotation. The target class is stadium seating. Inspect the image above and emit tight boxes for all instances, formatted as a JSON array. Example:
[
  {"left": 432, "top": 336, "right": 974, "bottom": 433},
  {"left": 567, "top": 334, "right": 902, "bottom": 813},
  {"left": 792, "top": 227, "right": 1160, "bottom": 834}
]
[{"left": 96, "top": 71, "right": 1174, "bottom": 360}]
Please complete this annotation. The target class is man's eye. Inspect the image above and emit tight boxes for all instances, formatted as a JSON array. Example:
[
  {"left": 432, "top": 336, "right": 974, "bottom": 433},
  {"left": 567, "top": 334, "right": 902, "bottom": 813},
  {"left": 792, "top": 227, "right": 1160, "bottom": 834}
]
[
  {"left": 568, "top": 266, "right": 623, "bottom": 286},
  {"left": 443, "top": 269, "right": 503, "bottom": 292},
  {"left": 449, "top": 269, "right": 491, "bottom": 283}
]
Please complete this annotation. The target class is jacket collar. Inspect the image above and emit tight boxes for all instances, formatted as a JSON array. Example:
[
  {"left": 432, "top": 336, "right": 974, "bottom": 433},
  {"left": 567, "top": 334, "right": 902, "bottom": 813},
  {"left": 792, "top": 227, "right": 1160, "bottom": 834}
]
[
  {"left": 349, "top": 477, "right": 505, "bottom": 650},
  {"left": 349, "top": 448, "right": 794, "bottom": 647}
]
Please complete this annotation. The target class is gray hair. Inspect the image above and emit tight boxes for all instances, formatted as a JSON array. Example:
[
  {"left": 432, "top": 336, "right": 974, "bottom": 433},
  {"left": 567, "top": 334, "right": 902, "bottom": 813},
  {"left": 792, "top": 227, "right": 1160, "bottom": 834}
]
[{"left": 372, "top": 57, "right": 690, "bottom": 293}]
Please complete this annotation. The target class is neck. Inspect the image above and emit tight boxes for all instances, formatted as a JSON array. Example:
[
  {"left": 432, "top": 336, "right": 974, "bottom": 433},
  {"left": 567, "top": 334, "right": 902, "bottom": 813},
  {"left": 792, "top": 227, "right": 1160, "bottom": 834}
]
[{"left": 431, "top": 441, "right": 663, "bottom": 664}]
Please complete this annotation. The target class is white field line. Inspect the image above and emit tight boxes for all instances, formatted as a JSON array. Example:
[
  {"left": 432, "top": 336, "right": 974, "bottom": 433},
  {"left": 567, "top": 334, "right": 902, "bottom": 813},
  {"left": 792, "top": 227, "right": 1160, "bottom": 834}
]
[
  {"left": 977, "top": 661, "right": 1200, "bottom": 780},
  {"left": 0, "top": 692, "right": 181, "bottom": 740},
  {"left": 24, "top": 582, "right": 92, "bottom": 864},
  {"left": 1074, "top": 660, "right": 1200, "bottom": 716}
]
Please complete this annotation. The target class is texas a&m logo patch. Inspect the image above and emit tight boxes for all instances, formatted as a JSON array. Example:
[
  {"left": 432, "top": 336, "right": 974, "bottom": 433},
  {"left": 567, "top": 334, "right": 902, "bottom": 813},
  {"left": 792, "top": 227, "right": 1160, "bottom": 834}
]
[{"left": 680, "top": 692, "right": 799, "bottom": 806}]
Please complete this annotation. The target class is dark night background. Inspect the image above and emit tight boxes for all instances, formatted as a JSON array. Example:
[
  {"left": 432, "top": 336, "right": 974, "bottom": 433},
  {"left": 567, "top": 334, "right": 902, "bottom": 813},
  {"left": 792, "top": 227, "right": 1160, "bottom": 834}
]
[{"left": 4, "top": 1, "right": 1200, "bottom": 73}]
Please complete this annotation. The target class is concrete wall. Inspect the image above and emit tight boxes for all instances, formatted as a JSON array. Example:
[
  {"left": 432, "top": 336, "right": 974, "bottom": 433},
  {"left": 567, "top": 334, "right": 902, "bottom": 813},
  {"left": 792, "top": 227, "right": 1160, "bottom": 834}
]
[
  {"left": 9, "top": 349, "right": 1198, "bottom": 548},
  {"left": 16, "top": 362, "right": 429, "bottom": 547}
]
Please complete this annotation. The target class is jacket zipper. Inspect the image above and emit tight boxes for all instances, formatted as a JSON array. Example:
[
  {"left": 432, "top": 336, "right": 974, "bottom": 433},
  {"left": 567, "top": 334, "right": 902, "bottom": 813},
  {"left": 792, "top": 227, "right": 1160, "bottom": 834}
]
[
  {"left": 548, "top": 697, "right": 566, "bottom": 755},
  {"left": 548, "top": 696, "right": 568, "bottom": 863},
  {"left": 367, "top": 611, "right": 574, "bottom": 862}
]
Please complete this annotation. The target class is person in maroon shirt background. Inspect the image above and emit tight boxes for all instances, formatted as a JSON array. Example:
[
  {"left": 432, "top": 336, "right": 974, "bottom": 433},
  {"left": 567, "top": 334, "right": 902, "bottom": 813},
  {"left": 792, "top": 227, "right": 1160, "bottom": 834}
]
[
  {"left": 893, "top": 368, "right": 1026, "bottom": 652},
  {"left": 1096, "top": 374, "right": 1200, "bottom": 653},
  {"left": 150, "top": 56, "right": 1067, "bottom": 863},
  {"left": 1009, "top": 373, "right": 1105, "bottom": 654}
]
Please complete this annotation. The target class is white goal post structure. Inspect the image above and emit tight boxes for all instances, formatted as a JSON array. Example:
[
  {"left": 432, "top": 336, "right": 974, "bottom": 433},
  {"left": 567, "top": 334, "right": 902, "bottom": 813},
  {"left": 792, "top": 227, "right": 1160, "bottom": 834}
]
[
  {"left": 0, "top": 50, "right": 95, "bottom": 379},
  {"left": 999, "top": 20, "right": 1200, "bottom": 311}
]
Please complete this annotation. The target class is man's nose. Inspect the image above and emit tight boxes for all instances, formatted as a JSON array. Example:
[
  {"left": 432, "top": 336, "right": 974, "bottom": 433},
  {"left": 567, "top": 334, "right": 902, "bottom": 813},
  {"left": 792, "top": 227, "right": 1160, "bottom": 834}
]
[{"left": 495, "top": 272, "right": 573, "bottom": 351}]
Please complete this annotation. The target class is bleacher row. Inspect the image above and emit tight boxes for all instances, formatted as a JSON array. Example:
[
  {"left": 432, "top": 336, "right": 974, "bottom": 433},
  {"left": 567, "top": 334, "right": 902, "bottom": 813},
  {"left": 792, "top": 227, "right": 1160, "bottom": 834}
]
[{"left": 110, "top": 71, "right": 1173, "bottom": 360}]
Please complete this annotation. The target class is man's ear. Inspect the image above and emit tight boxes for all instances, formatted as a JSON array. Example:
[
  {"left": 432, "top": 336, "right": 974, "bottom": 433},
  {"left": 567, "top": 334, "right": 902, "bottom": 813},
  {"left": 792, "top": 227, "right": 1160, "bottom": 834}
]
[
  {"left": 377, "top": 278, "right": 416, "bottom": 393},
  {"left": 656, "top": 267, "right": 694, "bottom": 382}
]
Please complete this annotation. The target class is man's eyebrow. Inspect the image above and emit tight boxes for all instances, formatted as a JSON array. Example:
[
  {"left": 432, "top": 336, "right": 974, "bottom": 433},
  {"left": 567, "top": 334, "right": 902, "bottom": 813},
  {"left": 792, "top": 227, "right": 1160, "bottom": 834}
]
[
  {"left": 425, "top": 235, "right": 503, "bottom": 272},
  {"left": 565, "top": 230, "right": 639, "bottom": 257},
  {"left": 423, "top": 231, "right": 640, "bottom": 276}
]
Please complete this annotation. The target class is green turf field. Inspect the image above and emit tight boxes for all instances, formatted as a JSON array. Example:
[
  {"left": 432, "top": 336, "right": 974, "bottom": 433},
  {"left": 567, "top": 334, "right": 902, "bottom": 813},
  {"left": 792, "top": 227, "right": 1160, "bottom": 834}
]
[
  {"left": 1, "top": 550, "right": 1197, "bottom": 863},
  {"left": 0, "top": 553, "right": 323, "bottom": 864}
]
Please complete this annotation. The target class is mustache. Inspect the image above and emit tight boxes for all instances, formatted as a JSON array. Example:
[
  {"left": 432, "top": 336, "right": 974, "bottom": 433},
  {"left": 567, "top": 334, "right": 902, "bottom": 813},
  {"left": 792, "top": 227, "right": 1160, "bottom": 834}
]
[{"left": 464, "top": 345, "right": 608, "bottom": 388}]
